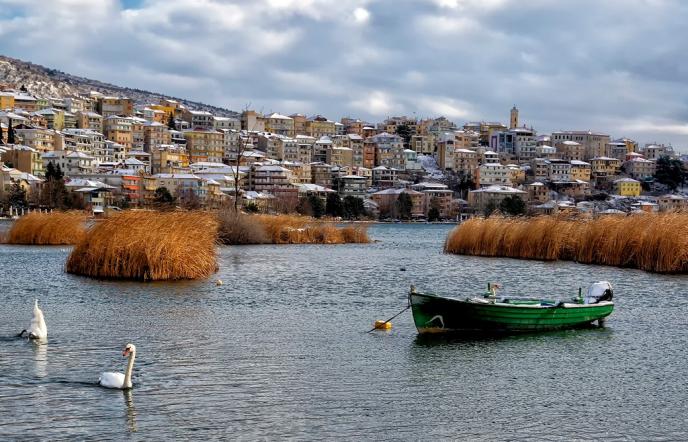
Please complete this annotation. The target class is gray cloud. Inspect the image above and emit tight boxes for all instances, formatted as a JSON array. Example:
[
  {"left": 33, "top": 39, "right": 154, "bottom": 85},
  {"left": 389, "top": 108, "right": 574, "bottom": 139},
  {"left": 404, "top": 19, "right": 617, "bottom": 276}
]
[{"left": 0, "top": 0, "right": 687, "bottom": 148}]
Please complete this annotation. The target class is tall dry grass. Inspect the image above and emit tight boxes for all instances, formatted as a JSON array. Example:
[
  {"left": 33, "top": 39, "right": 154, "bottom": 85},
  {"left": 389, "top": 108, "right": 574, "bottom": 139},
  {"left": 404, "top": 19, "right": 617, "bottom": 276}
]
[
  {"left": 217, "top": 209, "right": 269, "bottom": 245},
  {"left": 66, "top": 211, "right": 219, "bottom": 281},
  {"left": 6, "top": 212, "right": 87, "bottom": 245},
  {"left": 216, "top": 212, "right": 370, "bottom": 245},
  {"left": 254, "top": 215, "right": 370, "bottom": 244},
  {"left": 445, "top": 213, "right": 688, "bottom": 273}
]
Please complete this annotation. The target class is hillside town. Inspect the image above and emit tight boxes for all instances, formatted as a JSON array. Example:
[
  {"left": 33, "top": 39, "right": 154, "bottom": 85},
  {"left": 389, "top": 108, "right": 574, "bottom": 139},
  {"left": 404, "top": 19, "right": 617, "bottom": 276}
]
[{"left": 1, "top": 86, "right": 687, "bottom": 220}]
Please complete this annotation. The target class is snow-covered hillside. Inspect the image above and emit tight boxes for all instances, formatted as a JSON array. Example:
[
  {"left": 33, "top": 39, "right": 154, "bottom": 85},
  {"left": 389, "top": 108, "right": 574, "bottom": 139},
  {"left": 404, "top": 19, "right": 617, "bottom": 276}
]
[{"left": 0, "top": 55, "right": 237, "bottom": 116}]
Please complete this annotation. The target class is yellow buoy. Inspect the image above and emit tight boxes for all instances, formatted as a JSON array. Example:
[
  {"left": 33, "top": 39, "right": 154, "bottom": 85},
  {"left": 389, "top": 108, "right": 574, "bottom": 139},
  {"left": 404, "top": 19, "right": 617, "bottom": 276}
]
[
  {"left": 374, "top": 320, "right": 392, "bottom": 330},
  {"left": 216, "top": 279, "right": 223, "bottom": 286}
]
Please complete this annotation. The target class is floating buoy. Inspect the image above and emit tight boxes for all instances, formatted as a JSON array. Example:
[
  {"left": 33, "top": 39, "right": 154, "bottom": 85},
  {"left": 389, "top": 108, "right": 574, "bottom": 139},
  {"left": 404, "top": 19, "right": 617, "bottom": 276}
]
[
  {"left": 374, "top": 320, "right": 392, "bottom": 330},
  {"left": 215, "top": 279, "right": 223, "bottom": 286}
]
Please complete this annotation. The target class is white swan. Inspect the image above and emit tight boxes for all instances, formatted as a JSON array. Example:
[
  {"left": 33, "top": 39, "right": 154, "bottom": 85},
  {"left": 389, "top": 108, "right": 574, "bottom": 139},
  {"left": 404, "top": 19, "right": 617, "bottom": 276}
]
[
  {"left": 18, "top": 299, "right": 47, "bottom": 340},
  {"left": 99, "top": 344, "right": 136, "bottom": 390}
]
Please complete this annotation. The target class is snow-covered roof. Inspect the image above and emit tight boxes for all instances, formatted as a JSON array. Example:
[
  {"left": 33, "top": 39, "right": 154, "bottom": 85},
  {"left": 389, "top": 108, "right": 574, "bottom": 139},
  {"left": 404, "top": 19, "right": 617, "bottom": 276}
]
[
  {"left": 267, "top": 113, "right": 292, "bottom": 120},
  {"left": 372, "top": 188, "right": 423, "bottom": 196},
  {"left": 470, "top": 185, "right": 526, "bottom": 194},
  {"left": 66, "top": 151, "right": 94, "bottom": 159},
  {"left": 127, "top": 150, "right": 151, "bottom": 157},
  {"left": 10, "top": 171, "right": 43, "bottom": 182},
  {"left": 153, "top": 173, "right": 200, "bottom": 180},
  {"left": 413, "top": 182, "right": 448, "bottom": 190},
  {"left": 296, "top": 183, "right": 335, "bottom": 193},
  {"left": 242, "top": 150, "right": 266, "bottom": 158},
  {"left": 658, "top": 194, "right": 685, "bottom": 201},
  {"left": 65, "top": 179, "right": 114, "bottom": 189},
  {"left": 255, "top": 165, "right": 289, "bottom": 172}
]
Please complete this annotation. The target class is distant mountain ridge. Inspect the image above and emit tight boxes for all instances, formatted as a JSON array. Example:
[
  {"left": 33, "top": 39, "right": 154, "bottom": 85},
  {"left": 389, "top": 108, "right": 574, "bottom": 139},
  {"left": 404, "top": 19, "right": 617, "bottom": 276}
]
[{"left": 0, "top": 55, "right": 238, "bottom": 117}]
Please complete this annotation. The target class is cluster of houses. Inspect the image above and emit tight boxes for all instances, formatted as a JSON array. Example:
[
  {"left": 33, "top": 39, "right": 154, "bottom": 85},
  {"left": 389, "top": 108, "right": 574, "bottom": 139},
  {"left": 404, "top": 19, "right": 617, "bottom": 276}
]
[{"left": 0, "top": 87, "right": 686, "bottom": 218}]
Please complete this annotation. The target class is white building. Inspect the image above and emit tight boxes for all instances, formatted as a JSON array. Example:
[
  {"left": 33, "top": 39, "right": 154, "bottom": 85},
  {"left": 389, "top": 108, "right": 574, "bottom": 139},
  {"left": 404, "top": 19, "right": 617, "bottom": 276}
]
[
  {"left": 42, "top": 150, "right": 95, "bottom": 176},
  {"left": 477, "top": 163, "right": 512, "bottom": 187}
]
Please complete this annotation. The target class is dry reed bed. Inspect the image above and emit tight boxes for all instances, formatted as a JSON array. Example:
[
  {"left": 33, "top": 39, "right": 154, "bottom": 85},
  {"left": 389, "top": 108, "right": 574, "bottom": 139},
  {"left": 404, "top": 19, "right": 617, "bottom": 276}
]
[
  {"left": 6, "top": 212, "right": 87, "bottom": 245},
  {"left": 254, "top": 215, "right": 370, "bottom": 244},
  {"left": 445, "top": 213, "right": 688, "bottom": 273},
  {"left": 66, "top": 211, "right": 219, "bottom": 281},
  {"left": 217, "top": 211, "right": 370, "bottom": 245}
]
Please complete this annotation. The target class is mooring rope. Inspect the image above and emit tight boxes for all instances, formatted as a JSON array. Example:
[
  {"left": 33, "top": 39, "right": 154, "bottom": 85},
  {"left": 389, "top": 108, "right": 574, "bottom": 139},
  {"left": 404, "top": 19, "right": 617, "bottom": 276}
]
[{"left": 366, "top": 304, "right": 411, "bottom": 333}]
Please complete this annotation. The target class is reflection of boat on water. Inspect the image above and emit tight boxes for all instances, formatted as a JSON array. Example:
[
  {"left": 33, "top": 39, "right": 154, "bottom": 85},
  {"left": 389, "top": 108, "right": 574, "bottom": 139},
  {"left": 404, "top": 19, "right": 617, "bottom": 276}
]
[{"left": 409, "top": 282, "right": 614, "bottom": 334}]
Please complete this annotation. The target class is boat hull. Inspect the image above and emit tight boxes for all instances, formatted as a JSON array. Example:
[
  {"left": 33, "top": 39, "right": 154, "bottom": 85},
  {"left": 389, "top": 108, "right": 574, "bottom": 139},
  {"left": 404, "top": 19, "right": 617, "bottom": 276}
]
[{"left": 410, "top": 292, "right": 614, "bottom": 334}]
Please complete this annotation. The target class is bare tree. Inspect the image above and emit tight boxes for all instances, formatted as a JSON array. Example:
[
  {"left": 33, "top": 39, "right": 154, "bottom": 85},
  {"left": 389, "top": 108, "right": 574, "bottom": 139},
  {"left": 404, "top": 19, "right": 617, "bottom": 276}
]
[{"left": 230, "top": 105, "right": 263, "bottom": 212}]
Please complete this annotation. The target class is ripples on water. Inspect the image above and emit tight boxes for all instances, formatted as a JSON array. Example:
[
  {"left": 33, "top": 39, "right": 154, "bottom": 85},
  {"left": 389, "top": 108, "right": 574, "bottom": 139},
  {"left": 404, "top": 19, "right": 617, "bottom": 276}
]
[{"left": 0, "top": 224, "right": 687, "bottom": 439}]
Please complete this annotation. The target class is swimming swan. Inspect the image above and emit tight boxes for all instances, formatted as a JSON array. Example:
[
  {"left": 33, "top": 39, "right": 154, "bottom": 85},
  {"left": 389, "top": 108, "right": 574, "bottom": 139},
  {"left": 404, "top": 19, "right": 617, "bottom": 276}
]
[
  {"left": 17, "top": 299, "right": 47, "bottom": 340},
  {"left": 99, "top": 344, "right": 136, "bottom": 390}
]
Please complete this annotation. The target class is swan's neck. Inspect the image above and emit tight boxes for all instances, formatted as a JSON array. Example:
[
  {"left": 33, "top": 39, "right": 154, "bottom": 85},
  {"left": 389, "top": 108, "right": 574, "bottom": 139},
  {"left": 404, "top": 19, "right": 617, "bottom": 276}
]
[{"left": 123, "top": 351, "right": 135, "bottom": 388}]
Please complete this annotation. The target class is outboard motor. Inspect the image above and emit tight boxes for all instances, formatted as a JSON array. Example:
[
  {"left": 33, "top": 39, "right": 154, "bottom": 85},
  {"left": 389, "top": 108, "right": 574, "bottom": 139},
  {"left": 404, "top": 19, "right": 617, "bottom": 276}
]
[{"left": 585, "top": 281, "right": 614, "bottom": 304}]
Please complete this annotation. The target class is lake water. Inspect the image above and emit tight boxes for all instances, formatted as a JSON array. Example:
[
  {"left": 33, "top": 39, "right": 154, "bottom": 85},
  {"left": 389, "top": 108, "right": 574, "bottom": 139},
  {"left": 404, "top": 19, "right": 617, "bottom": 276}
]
[{"left": 0, "top": 223, "right": 687, "bottom": 440}]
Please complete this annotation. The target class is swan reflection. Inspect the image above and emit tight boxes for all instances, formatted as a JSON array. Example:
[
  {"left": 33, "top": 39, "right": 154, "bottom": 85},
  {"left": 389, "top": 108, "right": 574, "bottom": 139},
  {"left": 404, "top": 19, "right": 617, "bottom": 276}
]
[
  {"left": 123, "top": 389, "right": 137, "bottom": 433},
  {"left": 32, "top": 342, "right": 48, "bottom": 378}
]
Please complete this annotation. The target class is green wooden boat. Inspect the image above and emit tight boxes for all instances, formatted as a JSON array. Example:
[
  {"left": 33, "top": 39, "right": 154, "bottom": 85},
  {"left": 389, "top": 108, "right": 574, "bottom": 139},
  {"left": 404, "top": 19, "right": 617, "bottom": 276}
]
[{"left": 409, "top": 282, "right": 614, "bottom": 334}]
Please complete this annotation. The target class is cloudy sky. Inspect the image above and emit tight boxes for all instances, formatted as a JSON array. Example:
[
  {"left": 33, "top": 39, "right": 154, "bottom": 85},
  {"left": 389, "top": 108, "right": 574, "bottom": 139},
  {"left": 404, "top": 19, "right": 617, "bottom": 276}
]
[{"left": 1, "top": 0, "right": 688, "bottom": 148}]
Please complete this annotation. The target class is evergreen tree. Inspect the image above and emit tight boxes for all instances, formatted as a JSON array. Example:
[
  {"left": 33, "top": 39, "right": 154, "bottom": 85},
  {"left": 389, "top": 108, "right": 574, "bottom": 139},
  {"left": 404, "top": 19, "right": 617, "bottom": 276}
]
[
  {"left": 54, "top": 163, "right": 64, "bottom": 180},
  {"left": 245, "top": 201, "right": 260, "bottom": 213},
  {"left": 8, "top": 181, "right": 27, "bottom": 208},
  {"left": 395, "top": 124, "right": 413, "bottom": 147},
  {"left": 45, "top": 161, "right": 56, "bottom": 180},
  {"left": 483, "top": 200, "right": 498, "bottom": 217},
  {"left": 499, "top": 195, "right": 526, "bottom": 216},
  {"left": 40, "top": 162, "right": 70, "bottom": 209},
  {"left": 325, "top": 192, "right": 343, "bottom": 217},
  {"left": 7, "top": 119, "right": 15, "bottom": 144},
  {"left": 154, "top": 186, "right": 176, "bottom": 208},
  {"left": 308, "top": 194, "right": 325, "bottom": 218},
  {"left": 428, "top": 197, "right": 443, "bottom": 221},
  {"left": 396, "top": 192, "right": 413, "bottom": 220},
  {"left": 654, "top": 155, "right": 687, "bottom": 192},
  {"left": 342, "top": 195, "right": 365, "bottom": 220},
  {"left": 167, "top": 112, "right": 176, "bottom": 130}
]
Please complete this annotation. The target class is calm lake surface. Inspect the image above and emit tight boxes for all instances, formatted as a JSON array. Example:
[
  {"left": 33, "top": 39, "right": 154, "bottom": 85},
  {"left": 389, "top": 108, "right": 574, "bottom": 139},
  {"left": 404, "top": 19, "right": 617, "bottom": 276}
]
[{"left": 0, "top": 223, "right": 687, "bottom": 440}]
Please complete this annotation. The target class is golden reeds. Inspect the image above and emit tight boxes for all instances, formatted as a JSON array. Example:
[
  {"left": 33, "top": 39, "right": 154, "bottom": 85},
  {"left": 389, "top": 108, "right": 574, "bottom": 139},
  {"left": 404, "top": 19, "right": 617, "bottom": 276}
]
[
  {"left": 254, "top": 214, "right": 370, "bottom": 244},
  {"left": 445, "top": 213, "right": 688, "bottom": 273},
  {"left": 6, "top": 212, "right": 87, "bottom": 245},
  {"left": 66, "top": 211, "right": 219, "bottom": 281},
  {"left": 217, "top": 209, "right": 269, "bottom": 245},
  {"left": 217, "top": 211, "right": 370, "bottom": 245}
]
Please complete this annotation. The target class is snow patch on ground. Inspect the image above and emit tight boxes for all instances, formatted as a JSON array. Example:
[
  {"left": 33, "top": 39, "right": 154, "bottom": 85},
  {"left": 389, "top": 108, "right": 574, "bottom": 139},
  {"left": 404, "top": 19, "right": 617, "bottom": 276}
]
[{"left": 418, "top": 154, "right": 445, "bottom": 179}]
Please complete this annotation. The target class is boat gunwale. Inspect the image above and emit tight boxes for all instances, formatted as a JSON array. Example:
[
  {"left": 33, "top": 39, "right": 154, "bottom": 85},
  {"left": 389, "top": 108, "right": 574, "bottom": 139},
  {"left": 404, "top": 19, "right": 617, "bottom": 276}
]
[{"left": 410, "top": 292, "right": 614, "bottom": 310}]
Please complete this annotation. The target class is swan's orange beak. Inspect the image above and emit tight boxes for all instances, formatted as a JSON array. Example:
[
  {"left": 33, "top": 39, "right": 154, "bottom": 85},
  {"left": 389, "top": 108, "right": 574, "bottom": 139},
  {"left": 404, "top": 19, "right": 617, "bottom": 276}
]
[{"left": 122, "top": 349, "right": 130, "bottom": 357}]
